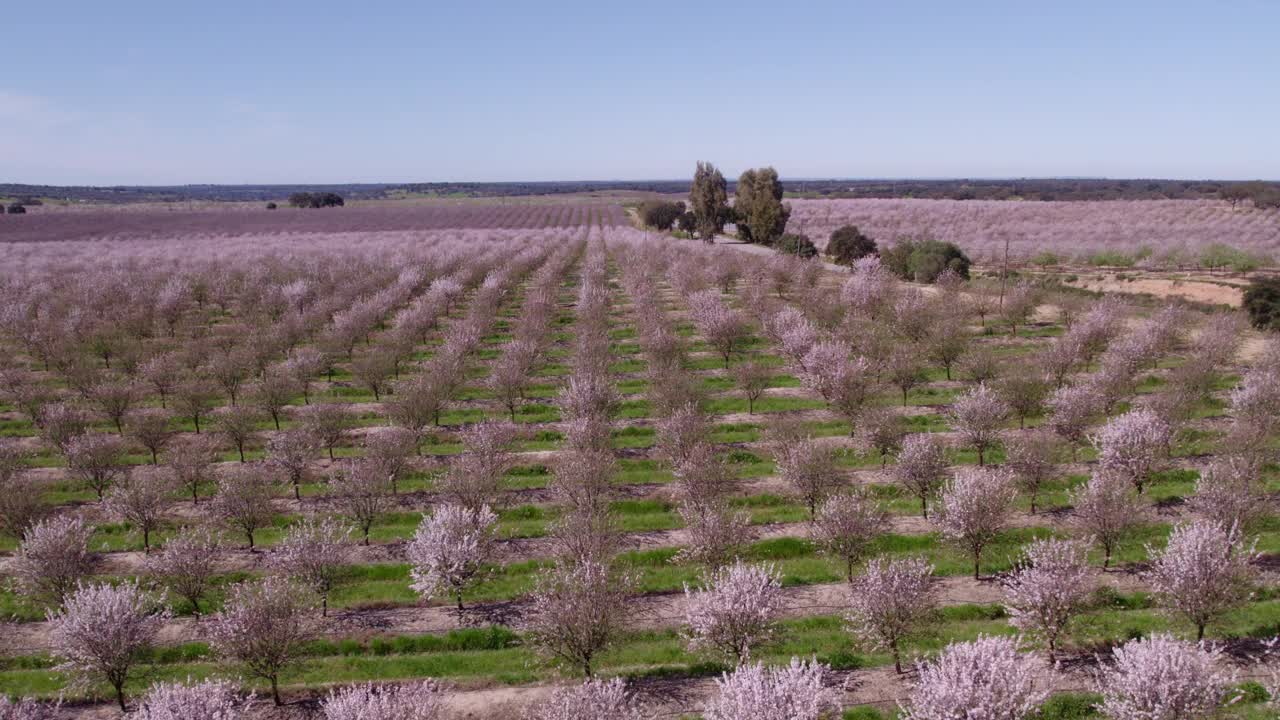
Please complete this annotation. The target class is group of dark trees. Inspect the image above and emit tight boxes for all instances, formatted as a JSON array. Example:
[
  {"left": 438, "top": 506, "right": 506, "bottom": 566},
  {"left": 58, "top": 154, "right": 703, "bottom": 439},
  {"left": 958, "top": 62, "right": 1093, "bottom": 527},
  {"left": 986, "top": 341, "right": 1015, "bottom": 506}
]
[
  {"left": 5, "top": 203, "right": 27, "bottom": 215},
  {"left": 1221, "top": 182, "right": 1280, "bottom": 210},
  {"left": 1244, "top": 277, "right": 1280, "bottom": 331},
  {"left": 287, "top": 192, "right": 345, "bottom": 209},
  {"left": 638, "top": 200, "right": 686, "bottom": 231}
]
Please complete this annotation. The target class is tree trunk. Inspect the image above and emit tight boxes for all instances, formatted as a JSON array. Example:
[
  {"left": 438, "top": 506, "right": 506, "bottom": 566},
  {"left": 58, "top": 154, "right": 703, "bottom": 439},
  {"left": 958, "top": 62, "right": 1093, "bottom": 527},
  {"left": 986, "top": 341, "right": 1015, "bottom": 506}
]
[
  {"left": 1197, "top": 623, "right": 1205, "bottom": 641},
  {"left": 322, "top": 595, "right": 328, "bottom": 617},
  {"left": 271, "top": 676, "right": 282, "bottom": 706},
  {"left": 294, "top": 482, "right": 301, "bottom": 501},
  {"left": 892, "top": 640, "right": 902, "bottom": 674},
  {"left": 920, "top": 496, "right": 928, "bottom": 519},
  {"left": 115, "top": 683, "right": 127, "bottom": 712},
  {"left": 974, "top": 552, "right": 981, "bottom": 580}
]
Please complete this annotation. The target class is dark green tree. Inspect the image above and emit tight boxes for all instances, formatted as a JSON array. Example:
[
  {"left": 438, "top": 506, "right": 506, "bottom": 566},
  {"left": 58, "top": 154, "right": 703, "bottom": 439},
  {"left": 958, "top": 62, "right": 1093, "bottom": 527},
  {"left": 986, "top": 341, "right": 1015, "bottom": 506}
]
[
  {"left": 639, "top": 201, "right": 685, "bottom": 231},
  {"left": 1244, "top": 277, "right": 1280, "bottom": 331},
  {"left": 6, "top": 203, "right": 26, "bottom": 215},
  {"left": 735, "top": 167, "right": 789, "bottom": 246},
  {"left": 690, "top": 162, "right": 728, "bottom": 242},
  {"left": 880, "top": 239, "right": 972, "bottom": 283},
  {"left": 777, "top": 233, "right": 817, "bottom": 258},
  {"left": 827, "top": 225, "right": 877, "bottom": 265}
]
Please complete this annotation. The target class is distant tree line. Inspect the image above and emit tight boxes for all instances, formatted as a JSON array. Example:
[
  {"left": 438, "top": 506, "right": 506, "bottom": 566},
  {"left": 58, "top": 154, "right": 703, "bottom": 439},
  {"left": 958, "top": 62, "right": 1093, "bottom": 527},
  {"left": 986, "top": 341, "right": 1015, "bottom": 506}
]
[{"left": 287, "top": 192, "right": 345, "bottom": 209}]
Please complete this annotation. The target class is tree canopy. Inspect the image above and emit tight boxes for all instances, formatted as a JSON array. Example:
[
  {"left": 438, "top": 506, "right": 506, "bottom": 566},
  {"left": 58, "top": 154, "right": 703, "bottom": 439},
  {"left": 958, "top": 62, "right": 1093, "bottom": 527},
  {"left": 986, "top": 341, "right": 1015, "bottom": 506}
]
[
  {"left": 735, "top": 167, "right": 789, "bottom": 246},
  {"left": 690, "top": 162, "right": 729, "bottom": 241}
]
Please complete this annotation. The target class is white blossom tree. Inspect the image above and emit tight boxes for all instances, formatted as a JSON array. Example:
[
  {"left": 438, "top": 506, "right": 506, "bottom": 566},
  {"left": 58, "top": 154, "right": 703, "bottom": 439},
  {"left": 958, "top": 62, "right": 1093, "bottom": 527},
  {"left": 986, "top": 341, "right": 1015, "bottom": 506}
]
[
  {"left": 267, "top": 428, "right": 320, "bottom": 501},
  {"left": 1003, "top": 431, "right": 1059, "bottom": 514},
  {"left": 272, "top": 517, "right": 355, "bottom": 616},
  {"left": 406, "top": 503, "right": 498, "bottom": 618},
  {"left": 1144, "top": 520, "right": 1257, "bottom": 640},
  {"left": 104, "top": 467, "right": 174, "bottom": 551},
  {"left": 146, "top": 526, "right": 222, "bottom": 615},
  {"left": 894, "top": 433, "right": 950, "bottom": 518},
  {"left": 1001, "top": 538, "right": 1095, "bottom": 662},
  {"left": 948, "top": 383, "right": 1009, "bottom": 466},
  {"left": 48, "top": 581, "right": 169, "bottom": 711},
  {"left": 846, "top": 556, "right": 936, "bottom": 673},
  {"left": 901, "top": 635, "right": 1046, "bottom": 720},
  {"left": 208, "top": 464, "right": 278, "bottom": 550},
  {"left": 1097, "top": 634, "right": 1235, "bottom": 720},
  {"left": 811, "top": 489, "right": 889, "bottom": 582},
  {"left": 684, "top": 560, "right": 785, "bottom": 665},
  {"left": 1188, "top": 456, "right": 1270, "bottom": 533},
  {"left": 674, "top": 499, "right": 754, "bottom": 569},
  {"left": 329, "top": 459, "right": 394, "bottom": 544},
  {"left": 0, "top": 696, "right": 55, "bottom": 720},
  {"left": 210, "top": 577, "right": 317, "bottom": 705},
  {"left": 523, "top": 678, "right": 648, "bottom": 720},
  {"left": 527, "top": 559, "right": 635, "bottom": 677},
  {"left": 1092, "top": 408, "right": 1172, "bottom": 494},
  {"left": 134, "top": 680, "right": 247, "bottom": 720},
  {"left": 11, "top": 514, "right": 96, "bottom": 605},
  {"left": 321, "top": 681, "right": 444, "bottom": 720},
  {"left": 703, "top": 658, "right": 841, "bottom": 720},
  {"left": 934, "top": 467, "right": 1017, "bottom": 579}
]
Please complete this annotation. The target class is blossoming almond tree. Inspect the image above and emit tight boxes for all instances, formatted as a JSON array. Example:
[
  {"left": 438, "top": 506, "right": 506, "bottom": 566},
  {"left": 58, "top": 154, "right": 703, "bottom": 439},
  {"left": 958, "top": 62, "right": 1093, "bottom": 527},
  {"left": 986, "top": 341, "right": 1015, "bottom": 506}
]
[
  {"left": 901, "top": 635, "right": 1047, "bottom": 720},
  {"left": 1144, "top": 520, "right": 1257, "bottom": 640},
  {"left": 406, "top": 503, "right": 498, "bottom": 619},
  {"left": 1001, "top": 538, "right": 1095, "bottom": 662},
  {"left": 322, "top": 681, "right": 444, "bottom": 720},
  {"left": 846, "top": 556, "right": 935, "bottom": 673},
  {"left": 146, "top": 526, "right": 222, "bottom": 615},
  {"left": 703, "top": 658, "right": 841, "bottom": 720},
  {"left": 11, "top": 514, "right": 95, "bottom": 605},
  {"left": 948, "top": 383, "right": 1009, "bottom": 466},
  {"left": 1069, "top": 471, "right": 1143, "bottom": 569},
  {"left": 934, "top": 467, "right": 1017, "bottom": 579},
  {"left": 134, "top": 680, "right": 248, "bottom": 720},
  {"left": 684, "top": 560, "right": 785, "bottom": 665},
  {"left": 524, "top": 678, "right": 648, "bottom": 720},
  {"left": 272, "top": 517, "right": 355, "bottom": 616},
  {"left": 527, "top": 559, "right": 636, "bottom": 678},
  {"left": 48, "top": 582, "right": 169, "bottom": 711},
  {"left": 893, "top": 433, "right": 950, "bottom": 519},
  {"left": 810, "top": 489, "right": 890, "bottom": 582},
  {"left": 1097, "top": 634, "right": 1235, "bottom": 720},
  {"left": 210, "top": 577, "right": 317, "bottom": 705},
  {"left": 1092, "top": 408, "right": 1172, "bottom": 494}
]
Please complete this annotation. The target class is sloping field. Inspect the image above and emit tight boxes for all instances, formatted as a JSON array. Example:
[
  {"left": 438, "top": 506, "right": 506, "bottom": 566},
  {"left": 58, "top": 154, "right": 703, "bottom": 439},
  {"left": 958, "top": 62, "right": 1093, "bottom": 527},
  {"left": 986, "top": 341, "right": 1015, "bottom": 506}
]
[
  {"left": 786, "top": 198, "right": 1280, "bottom": 262},
  {"left": 0, "top": 202, "right": 627, "bottom": 243}
]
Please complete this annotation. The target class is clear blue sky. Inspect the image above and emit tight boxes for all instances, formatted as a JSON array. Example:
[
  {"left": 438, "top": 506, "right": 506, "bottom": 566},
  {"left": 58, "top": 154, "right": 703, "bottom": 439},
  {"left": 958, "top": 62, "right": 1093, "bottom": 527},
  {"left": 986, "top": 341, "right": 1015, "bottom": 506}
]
[{"left": 3, "top": 1, "right": 1277, "bottom": 185}]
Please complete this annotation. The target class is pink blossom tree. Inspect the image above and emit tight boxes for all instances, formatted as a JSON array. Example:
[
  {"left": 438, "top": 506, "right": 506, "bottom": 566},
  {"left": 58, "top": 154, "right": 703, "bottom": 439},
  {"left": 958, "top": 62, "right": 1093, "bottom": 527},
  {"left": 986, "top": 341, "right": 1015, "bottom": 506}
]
[
  {"left": 810, "top": 489, "right": 890, "bottom": 582},
  {"left": 126, "top": 409, "right": 173, "bottom": 465},
  {"left": 272, "top": 517, "right": 354, "bottom": 616},
  {"left": 703, "top": 658, "right": 841, "bottom": 720},
  {"left": 1092, "top": 408, "right": 1172, "bottom": 494},
  {"left": 65, "top": 432, "right": 127, "bottom": 500},
  {"left": 683, "top": 560, "right": 785, "bottom": 664},
  {"left": 1001, "top": 538, "right": 1095, "bottom": 661},
  {"left": 267, "top": 428, "right": 320, "bottom": 500},
  {"left": 48, "top": 581, "right": 169, "bottom": 711},
  {"left": 934, "top": 467, "right": 1017, "bottom": 579},
  {"left": 674, "top": 499, "right": 755, "bottom": 569},
  {"left": 1188, "top": 456, "right": 1270, "bottom": 532},
  {"left": 11, "top": 514, "right": 96, "bottom": 605},
  {"left": 321, "top": 681, "right": 444, "bottom": 720},
  {"left": 527, "top": 559, "right": 635, "bottom": 677},
  {"left": 901, "top": 635, "right": 1046, "bottom": 720},
  {"left": 329, "top": 459, "right": 394, "bottom": 544},
  {"left": 655, "top": 403, "right": 710, "bottom": 467},
  {"left": 1097, "top": 634, "right": 1235, "bottom": 720},
  {"left": 688, "top": 289, "right": 749, "bottom": 368},
  {"left": 524, "top": 678, "right": 648, "bottom": 720},
  {"left": 146, "top": 526, "right": 222, "bottom": 615},
  {"left": 167, "top": 433, "right": 222, "bottom": 504},
  {"left": 893, "top": 433, "right": 950, "bottom": 518},
  {"left": 948, "top": 384, "right": 1008, "bottom": 466},
  {"left": 363, "top": 426, "right": 419, "bottom": 493},
  {"left": 302, "top": 403, "right": 353, "bottom": 460},
  {"left": 104, "top": 468, "right": 174, "bottom": 551},
  {"left": 0, "top": 696, "right": 55, "bottom": 720},
  {"left": 1003, "top": 431, "right": 1059, "bottom": 514},
  {"left": 733, "top": 359, "right": 772, "bottom": 414},
  {"left": 406, "top": 503, "right": 498, "bottom": 618},
  {"left": 769, "top": 431, "right": 842, "bottom": 517},
  {"left": 1144, "top": 520, "right": 1257, "bottom": 640},
  {"left": 846, "top": 556, "right": 936, "bottom": 673},
  {"left": 208, "top": 464, "right": 279, "bottom": 550},
  {"left": 210, "top": 577, "right": 317, "bottom": 705},
  {"left": 1045, "top": 383, "right": 1100, "bottom": 456},
  {"left": 134, "top": 680, "right": 247, "bottom": 720},
  {"left": 1069, "top": 472, "right": 1143, "bottom": 569}
]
